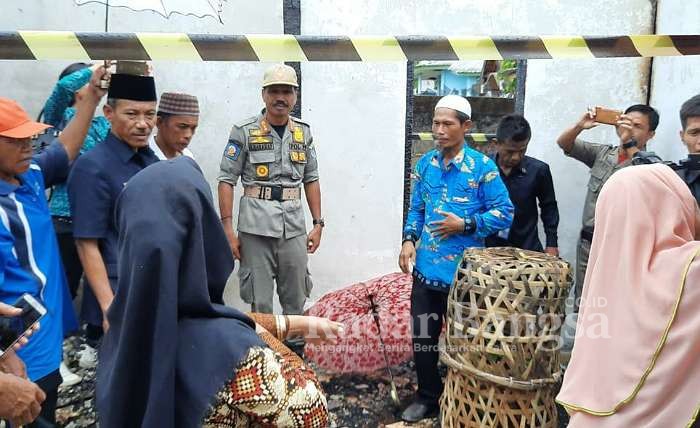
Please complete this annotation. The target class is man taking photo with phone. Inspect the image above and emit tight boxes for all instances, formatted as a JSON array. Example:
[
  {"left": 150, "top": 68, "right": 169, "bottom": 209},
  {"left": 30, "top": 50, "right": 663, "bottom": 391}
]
[{"left": 556, "top": 104, "right": 659, "bottom": 326}]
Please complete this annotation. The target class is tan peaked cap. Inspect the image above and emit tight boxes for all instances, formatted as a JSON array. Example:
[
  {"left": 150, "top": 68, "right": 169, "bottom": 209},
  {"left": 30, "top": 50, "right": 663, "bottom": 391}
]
[{"left": 262, "top": 64, "right": 299, "bottom": 88}]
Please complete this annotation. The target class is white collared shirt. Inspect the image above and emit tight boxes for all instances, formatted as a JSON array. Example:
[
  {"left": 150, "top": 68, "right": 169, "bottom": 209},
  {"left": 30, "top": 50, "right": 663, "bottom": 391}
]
[{"left": 149, "top": 135, "right": 195, "bottom": 161}]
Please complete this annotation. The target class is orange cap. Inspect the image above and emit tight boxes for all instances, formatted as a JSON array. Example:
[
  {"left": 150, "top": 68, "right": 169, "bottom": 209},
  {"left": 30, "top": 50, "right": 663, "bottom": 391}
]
[{"left": 0, "top": 98, "right": 50, "bottom": 139}]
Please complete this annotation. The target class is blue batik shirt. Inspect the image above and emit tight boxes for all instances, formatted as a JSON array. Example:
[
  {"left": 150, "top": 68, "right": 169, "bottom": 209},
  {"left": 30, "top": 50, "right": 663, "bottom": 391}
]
[
  {"left": 43, "top": 67, "right": 111, "bottom": 217},
  {"left": 404, "top": 144, "right": 513, "bottom": 291}
]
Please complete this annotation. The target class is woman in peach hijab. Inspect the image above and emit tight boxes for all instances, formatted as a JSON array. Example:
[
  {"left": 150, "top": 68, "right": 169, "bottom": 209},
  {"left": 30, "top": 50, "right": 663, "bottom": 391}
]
[{"left": 557, "top": 164, "right": 700, "bottom": 427}]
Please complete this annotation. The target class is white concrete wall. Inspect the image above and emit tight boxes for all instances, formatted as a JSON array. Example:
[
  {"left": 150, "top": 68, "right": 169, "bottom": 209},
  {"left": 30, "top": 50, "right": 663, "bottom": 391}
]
[
  {"left": 650, "top": 0, "right": 700, "bottom": 162},
  {"left": 3, "top": 0, "right": 686, "bottom": 311},
  {"left": 300, "top": 62, "right": 407, "bottom": 299},
  {"left": 303, "top": 0, "right": 653, "bottom": 291}
]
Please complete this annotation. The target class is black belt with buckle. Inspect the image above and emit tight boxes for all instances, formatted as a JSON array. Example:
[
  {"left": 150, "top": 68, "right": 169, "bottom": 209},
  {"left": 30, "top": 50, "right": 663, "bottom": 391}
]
[
  {"left": 268, "top": 185, "right": 284, "bottom": 201},
  {"left": 246, "top": 185, "right": 300, "bottom": 202}
]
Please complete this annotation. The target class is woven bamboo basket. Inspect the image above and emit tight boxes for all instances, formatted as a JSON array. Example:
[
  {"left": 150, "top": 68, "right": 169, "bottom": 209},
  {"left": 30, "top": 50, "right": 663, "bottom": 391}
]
[
  {"left": 444, "top": 247, "right": 572, "bottom": 387},
  {"left": 439, "top": 367, "right": 558, "bottom": 428}
]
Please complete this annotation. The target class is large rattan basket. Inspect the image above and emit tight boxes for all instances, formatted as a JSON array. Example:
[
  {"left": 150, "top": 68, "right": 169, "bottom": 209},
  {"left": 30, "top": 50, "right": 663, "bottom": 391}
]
[
  {"left": 439, "top": 247, "right": 572, "bottom": 427},
  {"left": 444, "top": 247, "right": 572, "bottom": 386}
]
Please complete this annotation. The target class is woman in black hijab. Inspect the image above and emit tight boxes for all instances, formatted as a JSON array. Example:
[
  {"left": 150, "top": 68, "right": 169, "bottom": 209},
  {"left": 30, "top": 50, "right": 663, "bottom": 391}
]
[{"left": 97, "top": 157, "right": 341, "bottom": 427}]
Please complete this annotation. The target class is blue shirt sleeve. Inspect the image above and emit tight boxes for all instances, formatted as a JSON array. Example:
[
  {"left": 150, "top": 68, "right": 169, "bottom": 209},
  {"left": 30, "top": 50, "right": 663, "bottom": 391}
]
[
  {"left": 33, "top": 141, "right": 70, "bottom": 189},
  {"left": 68, "top": 156, "right": 111, "bottom": 239},
  {"left": 472, "top": 159, "right": 514, "bottom": 239},
  {"left": 42, "top": 68, "right": 92, "bottom": 127},
  {"left": 403, "top": 159, "right": 426, "bottom": 240}
]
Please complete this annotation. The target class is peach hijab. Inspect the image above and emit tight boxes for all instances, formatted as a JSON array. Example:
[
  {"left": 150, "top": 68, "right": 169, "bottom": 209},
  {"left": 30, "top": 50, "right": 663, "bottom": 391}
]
[{"left": 557, "top": 164, "right": 700, "bottom": 427}]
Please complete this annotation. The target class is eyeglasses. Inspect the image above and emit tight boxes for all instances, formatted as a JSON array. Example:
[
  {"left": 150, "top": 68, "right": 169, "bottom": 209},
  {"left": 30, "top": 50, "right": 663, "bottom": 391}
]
[{"left": 0, "top": 137, "right": 33, "bottom": 148}]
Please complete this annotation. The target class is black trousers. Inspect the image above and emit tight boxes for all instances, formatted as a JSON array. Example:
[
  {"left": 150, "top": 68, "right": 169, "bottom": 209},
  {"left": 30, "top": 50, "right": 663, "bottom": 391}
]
[
  {"left": 410, "top": 278, "right": 449, "bottom": 405},
  {"left": 52, "top": 217, "right": 83, "bottom": 299},
  {"left": 33, "top": 369, "right": 60, "bottom": 427}
]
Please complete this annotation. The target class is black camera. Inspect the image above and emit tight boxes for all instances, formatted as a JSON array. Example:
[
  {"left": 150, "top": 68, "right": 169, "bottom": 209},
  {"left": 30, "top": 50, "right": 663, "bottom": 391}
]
[
  {"left": 676, "top": 153, "right": 700, "bottom": 171},
  {"left": 630, "top": 150, "right": 666, "bottom": 166}
]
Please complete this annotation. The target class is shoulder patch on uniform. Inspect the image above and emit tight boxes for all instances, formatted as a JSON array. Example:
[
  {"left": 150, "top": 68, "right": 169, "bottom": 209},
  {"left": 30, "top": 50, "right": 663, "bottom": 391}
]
[
  {"left": 234, "top": 116, "right": 258, "bottom": 128},
  {"left": 224, "top": 140, "right": 242, "bottom": 161}
]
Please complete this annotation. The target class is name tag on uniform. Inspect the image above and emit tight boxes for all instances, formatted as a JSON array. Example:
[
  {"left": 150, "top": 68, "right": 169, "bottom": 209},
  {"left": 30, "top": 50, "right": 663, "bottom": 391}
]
[
  {"left": 249, "top": 143, "right": 274, "bottom": 151},
  {"left": 289, "top": 143, "right": 305, "bottom": 151},
  {"left": 249, "top": 135, "right": 274, "bottom": 151}
]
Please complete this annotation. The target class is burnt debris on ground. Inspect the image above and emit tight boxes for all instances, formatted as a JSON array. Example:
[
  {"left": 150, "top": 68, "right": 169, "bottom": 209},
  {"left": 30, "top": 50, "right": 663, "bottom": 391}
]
[{"left": 56, "top": 336, "right": 439, "bottom": 428}]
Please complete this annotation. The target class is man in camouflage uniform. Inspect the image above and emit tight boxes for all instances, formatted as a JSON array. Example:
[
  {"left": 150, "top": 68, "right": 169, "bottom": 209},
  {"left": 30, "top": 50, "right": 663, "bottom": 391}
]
[{"left": 218, "top": 64, "right": 323, "bottom": 315}]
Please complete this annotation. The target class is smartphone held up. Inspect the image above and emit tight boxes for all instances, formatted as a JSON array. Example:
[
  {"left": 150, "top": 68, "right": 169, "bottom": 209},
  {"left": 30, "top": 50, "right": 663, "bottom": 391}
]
[
  {"left": 0, "top": 294, "right": 46, "bottom": 356},
  {"left": 593, "top": 106, "right": 622, "bottom": 125}
]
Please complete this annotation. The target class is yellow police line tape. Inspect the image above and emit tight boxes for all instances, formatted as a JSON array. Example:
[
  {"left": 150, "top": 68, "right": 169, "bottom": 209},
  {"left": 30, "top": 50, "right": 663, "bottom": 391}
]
[
  {"left": 412, "top": 133, "right": 494, "bottom": 143},
  {"left": 2, "top": 32, "right": 698, "bottom": 61}
]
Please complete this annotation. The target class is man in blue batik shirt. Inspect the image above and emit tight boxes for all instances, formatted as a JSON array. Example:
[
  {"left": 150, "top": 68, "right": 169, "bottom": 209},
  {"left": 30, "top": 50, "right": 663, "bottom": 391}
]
[{"left": 398, "top": 95, "right": 513, "bottom": 422}]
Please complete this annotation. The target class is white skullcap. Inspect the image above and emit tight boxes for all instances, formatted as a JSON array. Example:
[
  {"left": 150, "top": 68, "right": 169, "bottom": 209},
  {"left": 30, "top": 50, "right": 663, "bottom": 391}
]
[{"left": 434, "top": 95, "right": 472, "bottom": 118}]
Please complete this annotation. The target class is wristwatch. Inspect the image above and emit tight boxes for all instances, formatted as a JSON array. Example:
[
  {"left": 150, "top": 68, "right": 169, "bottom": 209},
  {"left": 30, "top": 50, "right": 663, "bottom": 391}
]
[
  {"left": 312, "top": 218, "right": 325, "bottom": 227},
  {"left": 402, "top": 233, "right": 417, "bottom": 245},
  {"left": 622, "top": 138, "right": 638, "bottom": 149},
  {"left": 463, "top": 216, "right": 476, "bottom": 235}
]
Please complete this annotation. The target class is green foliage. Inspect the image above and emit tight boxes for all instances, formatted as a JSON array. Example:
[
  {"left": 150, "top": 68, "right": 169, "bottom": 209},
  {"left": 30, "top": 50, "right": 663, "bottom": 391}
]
[{"left": 497, "top": 60, "right": 518, "bottom": 96}]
